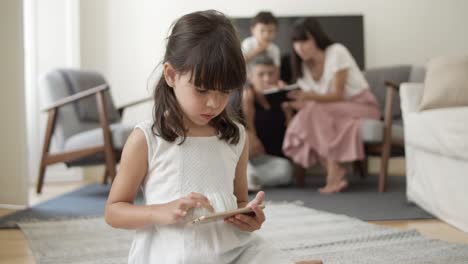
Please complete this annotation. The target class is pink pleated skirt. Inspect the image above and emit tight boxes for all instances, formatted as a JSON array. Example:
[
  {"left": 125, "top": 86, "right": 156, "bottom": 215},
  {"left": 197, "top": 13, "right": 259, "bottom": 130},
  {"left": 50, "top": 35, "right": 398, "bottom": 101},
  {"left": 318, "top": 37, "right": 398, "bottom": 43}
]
[{"left": 282, "top": 89, "right": 381, "bottom": 167}]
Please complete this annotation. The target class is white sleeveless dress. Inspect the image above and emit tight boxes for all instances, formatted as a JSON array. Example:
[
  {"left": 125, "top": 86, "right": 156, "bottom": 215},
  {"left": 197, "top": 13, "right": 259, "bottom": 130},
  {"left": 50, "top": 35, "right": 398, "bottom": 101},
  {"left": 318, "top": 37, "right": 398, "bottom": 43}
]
[{"left": 128, "top": 120, "right": 292, "bottom": 264}]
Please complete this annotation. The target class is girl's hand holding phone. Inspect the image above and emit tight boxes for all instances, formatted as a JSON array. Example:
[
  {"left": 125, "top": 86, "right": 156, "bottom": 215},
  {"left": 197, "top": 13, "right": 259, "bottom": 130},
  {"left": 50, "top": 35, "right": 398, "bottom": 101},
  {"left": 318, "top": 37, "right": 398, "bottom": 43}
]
[{"left": 225, "top": 191, "right": 266, "bottom": 232}]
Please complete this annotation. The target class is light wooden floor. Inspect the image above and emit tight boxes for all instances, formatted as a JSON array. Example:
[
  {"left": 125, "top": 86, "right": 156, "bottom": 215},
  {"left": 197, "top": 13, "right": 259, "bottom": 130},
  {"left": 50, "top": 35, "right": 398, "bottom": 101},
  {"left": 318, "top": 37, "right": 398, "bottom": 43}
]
[{"left": 1, "top": 180, "right": 468, "bottom": 264}]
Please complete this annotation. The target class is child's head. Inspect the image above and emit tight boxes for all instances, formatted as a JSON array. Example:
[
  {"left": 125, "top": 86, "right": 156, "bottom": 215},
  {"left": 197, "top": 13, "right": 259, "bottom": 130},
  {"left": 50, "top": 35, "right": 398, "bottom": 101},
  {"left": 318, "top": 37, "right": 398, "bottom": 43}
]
[
  {"left": 249, "top": 54, "right": 278, "bottom": 92},
  {"left": 153, "top": 10, "right": 246, "bottom": 144},
  {"left": 250, "top": 11, "right": 278, "bottom": 45}
]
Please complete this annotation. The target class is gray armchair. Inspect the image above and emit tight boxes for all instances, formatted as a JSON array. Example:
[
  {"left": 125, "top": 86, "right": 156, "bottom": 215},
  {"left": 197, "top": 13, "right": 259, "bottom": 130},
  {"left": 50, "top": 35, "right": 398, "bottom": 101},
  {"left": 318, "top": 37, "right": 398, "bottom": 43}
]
[
  {"left": 358, "top": 65, "right": 426, "bottom": 191},
  {"left": 37, "top": 69, "right": 151, "bottom": 193}
]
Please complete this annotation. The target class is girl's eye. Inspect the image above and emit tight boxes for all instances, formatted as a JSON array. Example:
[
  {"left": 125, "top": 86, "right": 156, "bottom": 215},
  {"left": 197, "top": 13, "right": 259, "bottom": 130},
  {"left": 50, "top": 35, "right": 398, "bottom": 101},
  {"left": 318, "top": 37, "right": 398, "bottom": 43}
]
[{"left": 196, "top": 87, "right": 208, "bottom": 94}]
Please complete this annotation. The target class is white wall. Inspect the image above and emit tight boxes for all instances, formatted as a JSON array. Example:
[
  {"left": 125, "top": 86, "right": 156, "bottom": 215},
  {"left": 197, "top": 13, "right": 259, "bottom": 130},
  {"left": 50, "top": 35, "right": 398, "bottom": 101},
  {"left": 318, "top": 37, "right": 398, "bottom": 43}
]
[
  {"left": 0, "top": 0, "right": 28, "bottom": 206},
  {"left": 26, "top": 0, "right": 83, "bottom": 184},
  {"left": 80, "top": 0, "right": 468, "bottom": 124}
]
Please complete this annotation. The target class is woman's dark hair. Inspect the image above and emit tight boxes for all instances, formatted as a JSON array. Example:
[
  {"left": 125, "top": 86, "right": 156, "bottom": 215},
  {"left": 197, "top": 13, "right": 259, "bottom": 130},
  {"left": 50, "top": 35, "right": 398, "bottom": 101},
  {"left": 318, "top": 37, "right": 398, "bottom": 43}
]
[
  {"left": 290, "top": 17, "right": 334, "bottom": 81},
  {"left": 152, "top": 10, "right": 246, "bottom": 144}
]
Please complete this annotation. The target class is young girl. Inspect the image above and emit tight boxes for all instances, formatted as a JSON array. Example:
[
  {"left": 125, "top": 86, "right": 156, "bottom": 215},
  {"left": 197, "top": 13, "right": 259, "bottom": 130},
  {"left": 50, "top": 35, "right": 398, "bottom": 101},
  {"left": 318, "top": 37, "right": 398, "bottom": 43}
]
[{"left": 105, "top": 10, "right": 320, "bottom": 264}]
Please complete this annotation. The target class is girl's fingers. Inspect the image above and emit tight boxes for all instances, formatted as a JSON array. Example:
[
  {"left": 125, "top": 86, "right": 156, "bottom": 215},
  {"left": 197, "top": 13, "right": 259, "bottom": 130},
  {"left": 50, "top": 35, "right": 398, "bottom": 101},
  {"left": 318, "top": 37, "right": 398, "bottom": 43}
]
[
  {"left": 202, "top": 202, "right": 215, "bottom": 213},
  {"left": 183, "top": 194, "right": 214, "bottom": 213},
  {"left": 234, "top": 213, "right": 259, "bottom": 229},
  {"left": 175, "top": 209, "right": 187, "bottom": 217},
  {"left": 247, "top": 191, "right": 265, "bottom": 208},
  {"left": 227, "top": 217, "right": 254, "bottom": 231},
  {"left": 251, "top": 204, "right": 265, "bottom": 223},
  {"left": 254, "top": 191, "right": 265, "bottom": 204}
]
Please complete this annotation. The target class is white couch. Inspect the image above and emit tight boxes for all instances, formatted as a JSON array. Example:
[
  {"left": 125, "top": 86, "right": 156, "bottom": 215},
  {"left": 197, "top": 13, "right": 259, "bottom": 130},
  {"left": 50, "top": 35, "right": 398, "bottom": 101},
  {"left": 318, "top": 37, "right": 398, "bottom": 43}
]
[{"left": 400, "top": 83, "right": 468, "bottom": 232}]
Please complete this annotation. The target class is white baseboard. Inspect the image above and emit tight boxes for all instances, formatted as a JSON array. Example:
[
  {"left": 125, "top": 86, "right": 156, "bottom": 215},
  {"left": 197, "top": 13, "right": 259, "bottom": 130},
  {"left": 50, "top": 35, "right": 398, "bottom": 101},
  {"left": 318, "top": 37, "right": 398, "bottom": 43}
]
[{"left": 0, "top": 204, "right": 28, "bottom": 210}]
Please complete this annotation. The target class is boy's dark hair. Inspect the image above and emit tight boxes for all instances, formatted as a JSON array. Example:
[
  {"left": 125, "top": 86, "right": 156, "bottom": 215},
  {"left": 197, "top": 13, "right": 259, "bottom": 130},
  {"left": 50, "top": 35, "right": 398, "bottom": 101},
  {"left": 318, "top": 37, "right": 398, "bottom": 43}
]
[
  {"left": 251, "top": 54, "right": 275, "bottom": 68},
  {"left": 152, "top": 10, "right": 246, "bottom": 144},
  {"left": 290, "top": 17, "right": 334, "bottom": 81},
  {"left": 251, "top": 11, "right": 278, "bottom": 27}
]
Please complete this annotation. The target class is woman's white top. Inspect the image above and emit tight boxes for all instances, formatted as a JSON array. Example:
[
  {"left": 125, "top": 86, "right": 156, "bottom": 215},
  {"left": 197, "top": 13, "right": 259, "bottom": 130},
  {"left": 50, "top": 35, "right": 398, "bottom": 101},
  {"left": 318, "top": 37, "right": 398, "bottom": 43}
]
[
  {"left": 297, "top": 43, "right": 369, "bottom": 98},
  {"left": 128, "top": 120, "right": 292, "bottom": 264}
]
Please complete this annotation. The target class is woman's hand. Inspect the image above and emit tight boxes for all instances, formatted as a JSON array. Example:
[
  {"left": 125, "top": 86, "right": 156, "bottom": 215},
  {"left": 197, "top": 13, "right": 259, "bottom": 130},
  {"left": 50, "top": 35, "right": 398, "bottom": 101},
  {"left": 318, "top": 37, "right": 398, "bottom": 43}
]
[
  {"left": 225, "top": 191, "right": 266, "bottom": 232},
  {"left": 287, "top": 89, "right": 304, "bottom": 100},
  {"left": 287, "top": 89, "right": 318, "bottom": 101},
  {"left": 157, "top": 192, "right": 214, "bottom": 225},
  {"left": 286, "top": 89, "right": 318, "bottom": 110}
]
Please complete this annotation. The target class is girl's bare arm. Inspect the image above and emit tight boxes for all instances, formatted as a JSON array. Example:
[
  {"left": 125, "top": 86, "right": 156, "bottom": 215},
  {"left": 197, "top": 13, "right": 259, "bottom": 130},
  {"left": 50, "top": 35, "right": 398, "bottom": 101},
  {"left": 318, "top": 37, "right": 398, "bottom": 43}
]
[
  {"left": 105, "top": 129, "right": 156, "bottom": 229},
  {"left": 233, "top": 134, "right": 249, "bottom": 208}
]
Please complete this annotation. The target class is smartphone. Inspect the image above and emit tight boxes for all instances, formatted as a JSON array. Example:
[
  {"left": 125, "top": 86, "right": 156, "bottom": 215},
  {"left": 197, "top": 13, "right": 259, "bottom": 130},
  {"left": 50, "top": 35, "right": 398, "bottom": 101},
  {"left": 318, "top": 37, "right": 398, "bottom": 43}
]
[{"left": 186, "top": 204, "right": 265, "bottom": 226}]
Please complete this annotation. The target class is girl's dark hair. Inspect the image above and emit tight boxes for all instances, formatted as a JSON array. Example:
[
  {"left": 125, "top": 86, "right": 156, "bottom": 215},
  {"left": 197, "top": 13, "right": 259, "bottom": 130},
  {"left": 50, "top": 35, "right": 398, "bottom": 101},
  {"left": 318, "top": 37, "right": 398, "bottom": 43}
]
[
  {"left": 152, "top": 10, "right": 246, "bottom": 144},
  {"left": 290, "top": 17, "right": 334, "bottom": 81}
]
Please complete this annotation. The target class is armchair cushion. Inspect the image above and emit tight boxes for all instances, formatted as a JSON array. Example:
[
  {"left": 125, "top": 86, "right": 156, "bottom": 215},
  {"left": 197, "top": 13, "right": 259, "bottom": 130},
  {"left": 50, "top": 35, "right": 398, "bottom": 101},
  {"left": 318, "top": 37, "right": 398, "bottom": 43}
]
[
  {"left": 59, "top": 69, "right": 121, "bottom": 123},
  {"left": 64, "top": 123, "right": 133, "bottom": 152},
  {"left": 419, "top": 55, "right": 468, "bottom": 111},
  {"left": 360, "top": 119, "right": 404, "bottom": 144}
]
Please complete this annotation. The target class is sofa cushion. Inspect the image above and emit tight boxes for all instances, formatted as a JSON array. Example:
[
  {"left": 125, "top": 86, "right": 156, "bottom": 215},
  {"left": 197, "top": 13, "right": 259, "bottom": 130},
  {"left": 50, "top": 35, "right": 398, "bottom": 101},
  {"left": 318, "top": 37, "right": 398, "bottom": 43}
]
[
  {"left": 404, "top": 107, "right": 468, "bottom": 161},
  {"left": 419, "top": 56, "right": 468, "bottom": 111}
]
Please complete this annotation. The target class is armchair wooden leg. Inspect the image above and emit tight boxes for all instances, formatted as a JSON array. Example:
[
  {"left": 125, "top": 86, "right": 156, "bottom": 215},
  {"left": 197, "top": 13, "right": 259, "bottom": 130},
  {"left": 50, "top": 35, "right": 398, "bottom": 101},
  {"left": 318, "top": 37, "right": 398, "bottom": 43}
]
[
  {"left": 96, "top": 91, "right": 117, "bottom": 182},
  {"left": 36, "top": 162, "right": 47, "bottom": 194},
  {"left": 102, "top": 166, "right": 109, "bottom": 184},
  {"left": 379, "top": 143, "right": 391, "bottom": 192},
  {"left": 379, "top": 82, "right": 396, "bottom": 192},
  {"left": 36, "top": 109, "right": 57, "bottom": 194}
]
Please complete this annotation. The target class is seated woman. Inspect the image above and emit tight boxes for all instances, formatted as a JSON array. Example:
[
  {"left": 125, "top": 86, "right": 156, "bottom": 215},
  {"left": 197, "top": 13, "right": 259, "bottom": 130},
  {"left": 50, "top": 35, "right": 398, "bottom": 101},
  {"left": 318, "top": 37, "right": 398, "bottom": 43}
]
[
  {"left": 282, "top": 18, "right": 380, "bottom": 194},
  {"left": 242, "top": 55, "right": 294, "bottom": 191}
]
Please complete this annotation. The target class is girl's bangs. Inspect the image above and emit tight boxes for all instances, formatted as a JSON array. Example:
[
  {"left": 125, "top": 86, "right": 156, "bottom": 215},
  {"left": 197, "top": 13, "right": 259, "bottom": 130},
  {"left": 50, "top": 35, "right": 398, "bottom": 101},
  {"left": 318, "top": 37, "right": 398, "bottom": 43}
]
[{"left": 184, "top": 42, "right": 245, "bottom": 93}]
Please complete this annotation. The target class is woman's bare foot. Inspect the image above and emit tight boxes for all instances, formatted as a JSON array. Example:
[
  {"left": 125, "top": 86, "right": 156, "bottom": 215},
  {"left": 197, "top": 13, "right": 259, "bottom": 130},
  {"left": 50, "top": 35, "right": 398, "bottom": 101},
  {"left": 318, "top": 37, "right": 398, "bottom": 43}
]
[
  {"left": 319, "top": 179, "right": 348, "bottom": 194},
  {"left": 319, "top": 160, "right": 348, "bottom": 194}
]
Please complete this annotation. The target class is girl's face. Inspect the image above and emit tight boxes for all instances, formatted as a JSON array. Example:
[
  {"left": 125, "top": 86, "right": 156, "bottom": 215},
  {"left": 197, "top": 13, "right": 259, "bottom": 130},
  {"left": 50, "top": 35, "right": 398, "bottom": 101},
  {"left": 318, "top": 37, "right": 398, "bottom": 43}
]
[
  {"left": 165, "top": 63, "right": 230, "bottom": 128},
  {"left": 293, "top": 35, "right": 320, "bottom": 61}
]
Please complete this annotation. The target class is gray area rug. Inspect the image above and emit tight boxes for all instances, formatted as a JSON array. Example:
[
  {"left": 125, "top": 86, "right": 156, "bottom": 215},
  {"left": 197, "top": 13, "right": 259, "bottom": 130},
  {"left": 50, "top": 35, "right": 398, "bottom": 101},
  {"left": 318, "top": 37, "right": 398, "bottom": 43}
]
[
  {"left": 19, "top": 203, "right": 468, "bottom": 264},
  {"left": 0, "top": 176, "right": 432, "bottom": 229}
]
